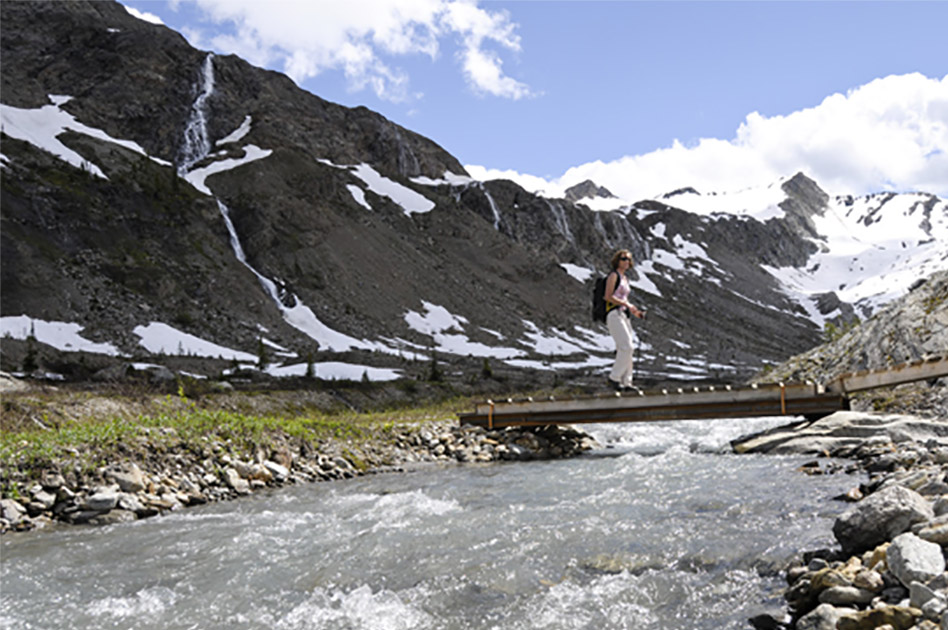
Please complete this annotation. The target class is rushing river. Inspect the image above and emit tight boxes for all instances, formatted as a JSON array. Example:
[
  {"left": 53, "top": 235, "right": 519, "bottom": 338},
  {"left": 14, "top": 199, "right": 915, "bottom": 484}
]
[{"left": 1, "top": 417, "right": 862, "bottom": 630}]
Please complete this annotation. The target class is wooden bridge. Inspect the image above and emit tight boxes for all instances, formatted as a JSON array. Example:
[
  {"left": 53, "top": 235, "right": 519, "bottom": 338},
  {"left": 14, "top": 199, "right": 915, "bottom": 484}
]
[{"left": 459, "top": 355, "right": 948, "bottom": 429}]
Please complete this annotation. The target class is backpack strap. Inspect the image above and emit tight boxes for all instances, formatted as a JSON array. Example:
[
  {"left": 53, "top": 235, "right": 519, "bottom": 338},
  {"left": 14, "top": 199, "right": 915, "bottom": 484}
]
[{"left": 604, "top": 270, "right": 620, "bottom": 315}]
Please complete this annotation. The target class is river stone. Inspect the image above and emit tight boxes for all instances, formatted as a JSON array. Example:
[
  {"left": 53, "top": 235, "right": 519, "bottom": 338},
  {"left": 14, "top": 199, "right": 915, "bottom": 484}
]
[
  {"left": 811, "top": 568, "right": 852, "bottom": 590},
  {"left": 853, "top": 569, "right": 885, "bottom": 592},
  {"left": 934, "top": 495, "right": 948, "bottom": 516},
  {"left": 82, "top": 490, "right": 119, "bottom": 512},
  {"left": 836, "top": 606, "right": 921, "bottom": 630},
  {"left": 40, "top": 472, "right": 65, "bottom": 490},
  {"left": 108, "top": 464, "right": 146, "bottom": 493},
  {"left": 887, "top": 533, "right": 946, "bottom": 588},
  {"left": 796, "top": 603, "right": 856, "bottom": 630},
  {"left": 833, "top": 485, "right": 935, "bottom": 554},
  {"left": 31, "top": 490, "right": 57, "bottom": 510},
  {"left": 1, "top": 499, "right": 27, "bottom": 522},
  {"left": 818, "top": 585, "right": 876, "bottom": 606},
  {"left": 916, "top": 522, "right": 948, "bottom": 545},
  {"left": 223, "top": 467, "right": 250, "bottom": 494},
  {"left": 89, "top": 509, "right": 137, "bottom": 526},
  {"left": 263, "top": 461, "right": 289, "bottom": 481},
  {"left": 910, "top": 581, "right": 946, "bottom": 610}
]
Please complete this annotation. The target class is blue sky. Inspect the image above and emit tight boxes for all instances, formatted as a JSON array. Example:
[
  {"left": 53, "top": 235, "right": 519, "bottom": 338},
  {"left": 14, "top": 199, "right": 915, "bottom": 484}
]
[{"left": 122, "top": 1, "right": 947, "bottom": 200}]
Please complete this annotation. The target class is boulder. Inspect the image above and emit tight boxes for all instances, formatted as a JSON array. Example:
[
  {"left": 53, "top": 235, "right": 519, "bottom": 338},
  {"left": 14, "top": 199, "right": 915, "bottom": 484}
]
[
  {"left": 796, "top": 603, "right": 855, "bottom": 630},
  {"left": 915, "top": 522, "right": 948, "bottom": 545},
  {"left": 263, "top": 461, "right": 289, "bottom": 482},
  {"left": 887, "top": 533, "right": 946, "bottom": 588},
  {"left": 1, "top": 499, "right": 27, "bottom": 523},
  {"left": 818, "top": 585, "right": 875, "bottom": 606},
  {"left": 836, "top": 606, "right": 921, "bottom": 630},
  {"left": 107, "top": 464, "right": 146, "bottom": 493},
  {"left": 81, "top": 489, "right": 119, "bottom": 512},
  {"left": 222, "top": 467, "right": 250, "bottom": 495},
  {"left": 833, "top": 485, "right": 934, "bottom": 554}
]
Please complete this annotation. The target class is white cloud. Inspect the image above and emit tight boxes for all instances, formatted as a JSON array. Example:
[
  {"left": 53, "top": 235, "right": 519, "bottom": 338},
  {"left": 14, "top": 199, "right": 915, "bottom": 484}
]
[
  {"left": 467, "top": 73, "right": 948, "bottom": 200},
  {"left": 172, "top": 0, "right": 531, "bottom": 103}
]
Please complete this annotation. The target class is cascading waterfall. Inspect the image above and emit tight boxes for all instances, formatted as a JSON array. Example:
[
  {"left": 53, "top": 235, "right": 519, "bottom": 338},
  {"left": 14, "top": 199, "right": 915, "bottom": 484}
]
[
  {"left": 216, "top": 200, "right": 284, "bottom": 304},
  {"left": 178, "top": 53, "right": 215, "bottom": 175},
  {"left": 546, "top": 199, "right": 574, "bottom": 243},
  {"left": 479, "top": 183, "right": 503, "bottom": 230},
  {"left": 177, "top": 56, "right": 367, "bottom": 354}
]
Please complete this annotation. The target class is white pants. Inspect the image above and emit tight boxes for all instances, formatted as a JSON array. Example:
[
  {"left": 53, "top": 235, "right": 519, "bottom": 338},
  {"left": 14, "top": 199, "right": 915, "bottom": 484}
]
[{"left": 607, "top": 309, "right": 635, "bottom": 386}]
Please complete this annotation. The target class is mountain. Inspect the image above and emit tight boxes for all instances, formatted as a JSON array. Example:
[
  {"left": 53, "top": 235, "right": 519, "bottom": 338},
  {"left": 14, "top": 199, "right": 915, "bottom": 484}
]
[
  {"left": 1, "top": 1, "right": 945, "bottom": 388},
  {"left": 753, "top": 269, "right": 948, "bottom": 385},
  {"left": 564, "top": 180, "right": 616, "bottom": 204}
]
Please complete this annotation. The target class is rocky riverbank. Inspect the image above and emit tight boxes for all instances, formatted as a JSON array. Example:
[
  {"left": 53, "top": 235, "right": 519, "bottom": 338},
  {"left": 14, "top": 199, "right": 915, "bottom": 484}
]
[
  {"left": 734, "top": 411, "right": 948, "bottom": 630},
  {"left": 0, "top": 417, "right": 596, "bottom": 534}
]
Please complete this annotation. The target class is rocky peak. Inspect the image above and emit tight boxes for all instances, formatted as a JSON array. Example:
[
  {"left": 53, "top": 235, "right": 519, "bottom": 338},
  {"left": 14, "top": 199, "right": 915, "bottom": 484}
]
[
  {"left": 564, "top": 180, "right": 615, "bottom": 202},
  {"left": 777, "top": 172, "right": 829, "bottom": 239}
]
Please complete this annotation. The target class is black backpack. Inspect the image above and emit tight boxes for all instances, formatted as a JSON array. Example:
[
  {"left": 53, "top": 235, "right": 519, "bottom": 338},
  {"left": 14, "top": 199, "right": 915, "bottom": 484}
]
[{"left": 592, "top": 271, "right": 617, "bottom": 323}]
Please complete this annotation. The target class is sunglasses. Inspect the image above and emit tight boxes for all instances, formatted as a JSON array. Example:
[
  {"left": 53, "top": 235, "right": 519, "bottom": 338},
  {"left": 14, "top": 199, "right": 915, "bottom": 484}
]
[{"left": 619, "top": 256, "right": 631, "bottom": 261}]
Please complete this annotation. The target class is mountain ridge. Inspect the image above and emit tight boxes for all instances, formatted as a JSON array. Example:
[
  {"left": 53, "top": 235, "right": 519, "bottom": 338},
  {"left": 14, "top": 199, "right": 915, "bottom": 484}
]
[{"left": 1, "top": 0, "right": 944, "bottom": 387}]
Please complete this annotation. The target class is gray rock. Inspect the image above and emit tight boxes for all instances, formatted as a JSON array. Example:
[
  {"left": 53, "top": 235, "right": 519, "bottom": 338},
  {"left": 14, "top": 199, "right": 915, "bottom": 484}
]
[
  {"left": 916, "top": 522, "right": 948, "bottom": 545},
  {"left": 796, "top": 603, "right": 856, "bottom": 630},
  {"left": 818, "top": 585, "right": 876, "bottom": 606},
  {"left": 733, "top": 412, "right": 948, "bottom": 455},
  {"left": 934, "top": 495, "right": 948, "bottom": 516},
  {"left": 82, "top": 490, "right": 119, "bottom": 512},
  {"left": 31, "top": 490, "right": 57, "bottom": 510},
  {"left": 263, "top": 461, "right": 289, "bottom": 481},
  {"left": 1, "top": 499, "right": 27, "bottom": 522},
  {"left": 853, "top": 569, "right": 885, "bottom": 593},
  {"left": 89, "top": 509, "right": 137, "bottom": 526},
  {"left": 40, "top": 472, "right": 65, "bottom": 490},
  {"left": 222, "top": 467, "right": 250, "bottom": 495},
  {"left": 887, "top": 532, "right": 946, "bottom": 588},
  {"left": 833, "top": 485, "right": 935, "bottom": 554},
  {"left": 909, "top": 581, "right": 945, "bottom": 610},
  {"left": 921, "top": 596, "right": 947, "bottom": 622},
  {"left": 108, "top": 464, "right": 146, "bottom": 493}
]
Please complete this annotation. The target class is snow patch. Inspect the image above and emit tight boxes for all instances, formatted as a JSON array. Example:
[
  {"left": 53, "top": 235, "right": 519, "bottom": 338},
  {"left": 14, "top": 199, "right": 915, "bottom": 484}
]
[
  {"left": 0, "top": 97, "right": 171, "bottom": 178},
  {"left": 320, "top": 160, "right": 435, "bottom": 216},
  {"left": 133, "top": 322, "right": 257, "bottom": 362},
  {"left": 216, "top": 115, "right": 252, "bottom": 146},
  {"left": 1, "top": 316, "right": 122, "bottom": 356},
  {"left": 561, "top": 263, "right": 594, "bottom": 283},
  {"left": 185, "top": 145, "right": 272, "bottom": 195}
]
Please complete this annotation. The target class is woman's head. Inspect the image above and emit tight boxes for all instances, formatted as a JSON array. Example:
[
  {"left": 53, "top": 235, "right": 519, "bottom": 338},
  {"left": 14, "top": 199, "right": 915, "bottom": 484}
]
[{"left": 611, "top": 249, "right": 633, "bottom": 270}]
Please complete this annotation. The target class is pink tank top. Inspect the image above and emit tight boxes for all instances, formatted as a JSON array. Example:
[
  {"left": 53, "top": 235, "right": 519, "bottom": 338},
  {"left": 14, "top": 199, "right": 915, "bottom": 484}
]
[{"left": 610, "top": 273, "right": 630, "bottom": 311}]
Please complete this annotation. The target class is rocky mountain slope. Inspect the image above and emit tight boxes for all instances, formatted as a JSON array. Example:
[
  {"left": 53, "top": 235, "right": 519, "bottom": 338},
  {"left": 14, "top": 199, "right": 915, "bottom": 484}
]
[
  {"left": 1, "top": 0, "right": 945, "bottom": 388},
  {"left": 755, "top": 270, "right": 947, "bottom": 384}
]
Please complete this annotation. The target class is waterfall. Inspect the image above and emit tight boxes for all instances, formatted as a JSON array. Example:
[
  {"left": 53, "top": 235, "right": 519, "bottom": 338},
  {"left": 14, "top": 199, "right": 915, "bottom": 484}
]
[
  {"left": 178, "top": 53, "right": 215, "bottom": 175},
  {"left": 594, "top": 212, "right": 613, "bottom": 248},
  {"left": 480, "top": 184, "right": 503, "bottom": 230},
  {"left": 546, "top": 200, "right": 574, "bottom": 243},
  {"left": 216, "top": 200, "right": 284, "bottom": 305}
]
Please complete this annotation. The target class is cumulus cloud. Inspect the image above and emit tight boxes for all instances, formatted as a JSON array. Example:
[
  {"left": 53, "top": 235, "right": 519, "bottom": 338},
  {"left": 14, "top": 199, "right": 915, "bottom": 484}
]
[
  {"left": 170, "top": 0, "right": 532, "bottom": 103},
  {"left": 469, "top": 73, "right": 948, "bottom": 201}
]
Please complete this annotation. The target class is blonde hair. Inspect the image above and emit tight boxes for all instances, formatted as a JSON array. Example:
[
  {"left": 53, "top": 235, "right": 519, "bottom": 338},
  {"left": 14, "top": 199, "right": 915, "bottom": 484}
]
[{"left": 610, "top": 249, "right": 633, "bottom": 270}]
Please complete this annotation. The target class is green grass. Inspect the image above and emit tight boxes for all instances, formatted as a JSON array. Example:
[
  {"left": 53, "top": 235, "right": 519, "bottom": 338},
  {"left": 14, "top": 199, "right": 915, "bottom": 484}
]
[{"left": 0, "top": 393, "right": 469, "bottom": 476}]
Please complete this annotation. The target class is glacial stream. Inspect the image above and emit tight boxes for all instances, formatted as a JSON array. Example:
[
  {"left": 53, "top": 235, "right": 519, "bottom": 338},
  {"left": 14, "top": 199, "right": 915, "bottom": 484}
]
[{"left": 0, "top": 417, "right": 861, "bottom": 629}]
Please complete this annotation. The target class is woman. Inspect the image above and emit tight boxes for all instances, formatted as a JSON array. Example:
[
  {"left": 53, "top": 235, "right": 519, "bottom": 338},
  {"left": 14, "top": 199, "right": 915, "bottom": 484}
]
[{"left": 605, "top": 249, "right": 644, "bottom": 391}]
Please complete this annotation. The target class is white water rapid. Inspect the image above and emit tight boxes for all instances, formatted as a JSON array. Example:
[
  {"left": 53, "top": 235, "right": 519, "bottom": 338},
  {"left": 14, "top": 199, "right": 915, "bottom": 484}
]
[{"left": 0, "top": 417, "right": 862, "bottom": 629}]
